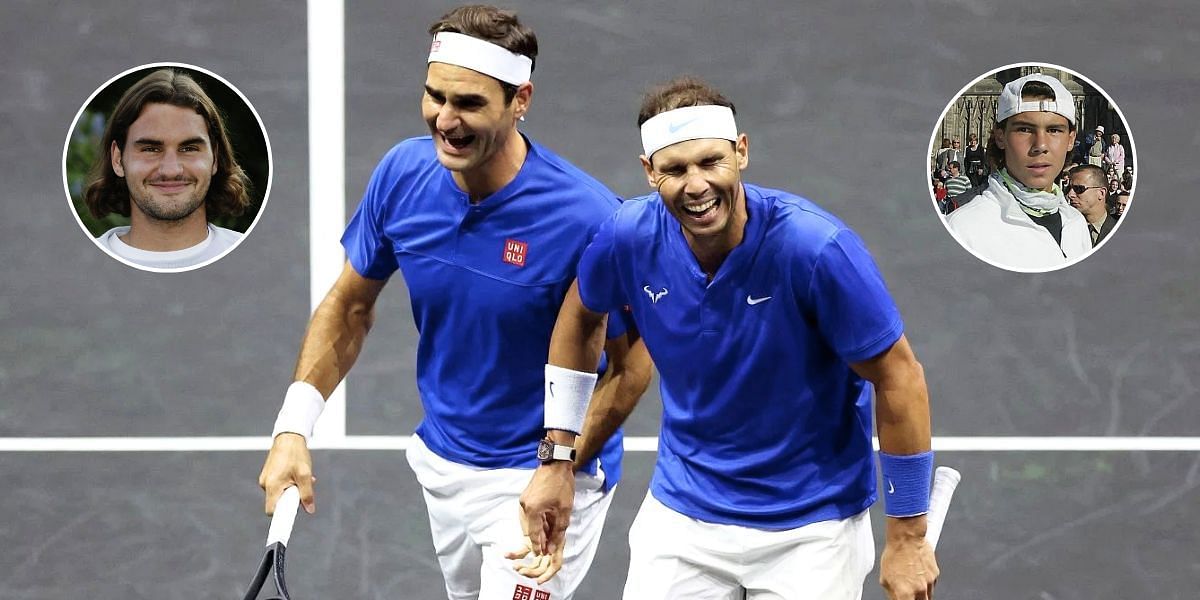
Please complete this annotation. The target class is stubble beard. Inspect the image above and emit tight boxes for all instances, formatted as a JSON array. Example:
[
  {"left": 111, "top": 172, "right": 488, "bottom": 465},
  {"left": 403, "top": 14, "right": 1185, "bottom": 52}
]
[{"left": 129, "top": 182, "right": 208, "bottom": 222}]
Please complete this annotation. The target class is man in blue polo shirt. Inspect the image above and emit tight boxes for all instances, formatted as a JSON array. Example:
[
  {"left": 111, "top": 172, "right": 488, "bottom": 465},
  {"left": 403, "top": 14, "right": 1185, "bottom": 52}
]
[
  {"left": 520, "top": 77, "right": 937, "bottom": 600},
  {"left": 258, "top": 6, "right": 651, "bottom": 600}
]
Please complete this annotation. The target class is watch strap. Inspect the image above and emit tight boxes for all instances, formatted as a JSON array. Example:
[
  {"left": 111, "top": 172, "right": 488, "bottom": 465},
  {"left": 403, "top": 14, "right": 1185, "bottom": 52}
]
[
  {"left": 549, "top": 443, "right": 575, "bottom": 462},
  {"left": 538, "top": 437, "right": 576, "bottom": 463}
]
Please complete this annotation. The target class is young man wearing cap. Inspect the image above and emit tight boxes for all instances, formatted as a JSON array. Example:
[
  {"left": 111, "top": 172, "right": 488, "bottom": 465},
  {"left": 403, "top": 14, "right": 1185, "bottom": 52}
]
[
  {"left": 945, "top": 73, "right": 1091, "bottom": 272},
  {"left": 517, "top": 77, "right": 937, "bottom": 600},
  {"left": 258, "top": 5, "right": 652, "bottom": 599}
]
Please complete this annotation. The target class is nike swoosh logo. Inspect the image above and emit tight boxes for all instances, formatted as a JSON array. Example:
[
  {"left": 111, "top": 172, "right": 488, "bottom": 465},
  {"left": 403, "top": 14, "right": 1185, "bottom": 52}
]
[
  {"left": 887, "top": 480, "right": 895, "bottom": 494},
  {"left": 746, "top": 295, "right": 772, "bottom": 305},
  {"left": 668, "top": 117, "right": 701, "bottom": 133},
  {"left": 548, "top": 382, "right": 555, "bottom": 397}
]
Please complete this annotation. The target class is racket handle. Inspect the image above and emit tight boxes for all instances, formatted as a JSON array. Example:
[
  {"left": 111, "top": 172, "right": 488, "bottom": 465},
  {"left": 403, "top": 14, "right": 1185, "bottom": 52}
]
[
  {"left": 924, "top": 466, "right": 961, "bottom": 549},
  {"left": 267, "top": 486, "right": 301, "bottom": 547}
]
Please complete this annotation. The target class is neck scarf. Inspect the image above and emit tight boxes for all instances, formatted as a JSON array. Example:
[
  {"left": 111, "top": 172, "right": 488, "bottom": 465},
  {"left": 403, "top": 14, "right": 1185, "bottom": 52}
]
[{"left": 999, "top": 169, "right": 1062, "bottom": 217}]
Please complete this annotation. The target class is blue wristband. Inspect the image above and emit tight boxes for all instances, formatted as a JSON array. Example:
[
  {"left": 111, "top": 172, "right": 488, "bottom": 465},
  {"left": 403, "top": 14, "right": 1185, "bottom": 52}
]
[{"left": 878, "top": 450, "right": 934, "bottom": 517}]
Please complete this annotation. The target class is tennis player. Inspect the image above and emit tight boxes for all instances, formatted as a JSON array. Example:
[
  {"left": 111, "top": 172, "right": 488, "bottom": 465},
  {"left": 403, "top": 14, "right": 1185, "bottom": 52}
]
[
  {"left": 945, "top": 73, "right": 1090, "bottom": 271},
  {"left": 258, "top": 6, "right": 651, "bottom": 600},
  {"left": 519, "top": 77, "right": 937, "bottom": 600}
]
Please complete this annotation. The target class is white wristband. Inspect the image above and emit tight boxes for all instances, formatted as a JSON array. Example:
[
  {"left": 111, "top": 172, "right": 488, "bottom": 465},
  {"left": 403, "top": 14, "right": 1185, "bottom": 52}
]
[
  {"left": 272, "top": 381, "right": 325, "bottom": 443},
  {"left": 544, "top": 364, "right": 597, "bottom": 434}
]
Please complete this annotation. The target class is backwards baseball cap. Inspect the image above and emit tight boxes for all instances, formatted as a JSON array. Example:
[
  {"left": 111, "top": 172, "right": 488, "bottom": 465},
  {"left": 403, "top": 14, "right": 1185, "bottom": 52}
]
[{"left": 995, "top": 74, "right": 1075, "bottom": 126}]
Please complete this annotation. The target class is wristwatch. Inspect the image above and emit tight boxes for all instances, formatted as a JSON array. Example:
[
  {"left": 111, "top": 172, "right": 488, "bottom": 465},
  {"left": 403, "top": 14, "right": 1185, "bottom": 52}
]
[{"left": 537, "top": 437, "right": 576, "bottom": 463}]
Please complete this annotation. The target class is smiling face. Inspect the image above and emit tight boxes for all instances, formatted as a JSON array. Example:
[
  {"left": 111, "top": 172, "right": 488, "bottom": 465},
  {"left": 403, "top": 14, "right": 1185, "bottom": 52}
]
[
  {"left": 421, "top": 62, "right": 528, "bottom": 175},
  {"left": 111, "top": 103, "right": 217, "bottom": 222},
  {"left": 642, "top": 135, "right": 749, "bottom": 248},
  {"left": 994, "top": 110, "right": 1076, "bottom": 192}
]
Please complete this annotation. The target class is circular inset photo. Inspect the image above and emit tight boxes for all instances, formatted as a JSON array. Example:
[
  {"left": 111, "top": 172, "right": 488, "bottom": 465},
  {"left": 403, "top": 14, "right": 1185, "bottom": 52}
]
[
  {"left": 928, "top": 63, "right": 1135, "bottom": 273},
  {"left": 63, "top": 63, "right": 272, "bottom": 273}
]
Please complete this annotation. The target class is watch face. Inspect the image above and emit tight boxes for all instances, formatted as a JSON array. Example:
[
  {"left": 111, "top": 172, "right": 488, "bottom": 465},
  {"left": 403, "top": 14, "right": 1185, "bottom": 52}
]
[{"left": 536, "top": 439, "right": 552, "bottom": 461}]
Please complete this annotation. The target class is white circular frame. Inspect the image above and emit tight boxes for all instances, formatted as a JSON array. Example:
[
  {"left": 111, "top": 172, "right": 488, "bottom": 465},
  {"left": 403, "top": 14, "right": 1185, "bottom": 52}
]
[
  {"left": 62, "top": 61, "right": 274, "bottom": 274},
  {"left": 927, "top": 61, "right": 1137, "bottom": 274}
]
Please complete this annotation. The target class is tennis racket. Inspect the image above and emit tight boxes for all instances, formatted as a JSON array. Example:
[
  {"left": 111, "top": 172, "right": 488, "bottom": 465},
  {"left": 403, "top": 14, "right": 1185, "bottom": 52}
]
[
  {"left": 924, "top": 466, "right": 961, "bottom": 549},
  {"left": 241, "top": 486, "right": 301, "bottom": 600}
]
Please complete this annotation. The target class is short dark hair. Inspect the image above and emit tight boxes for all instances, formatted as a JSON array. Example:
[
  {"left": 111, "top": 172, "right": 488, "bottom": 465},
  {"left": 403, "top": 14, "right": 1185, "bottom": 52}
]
[
  {"left": 949, "top": 161, "right": 961, "bottom": 170},
  {"left": 986, "top": 80, "right": 1076, "bottom": 171},
  {"left": 83, "top": 68, "right": 251, "bottom": 220},
  {"left": 1069, "top": 163, "right": 1107, "bottom": 188},
  {"left": 637, "top": 76, "right": 736, "bottom": 127},
  {"left": 428, "top": 4, "right": 538, "bottom": 104}
]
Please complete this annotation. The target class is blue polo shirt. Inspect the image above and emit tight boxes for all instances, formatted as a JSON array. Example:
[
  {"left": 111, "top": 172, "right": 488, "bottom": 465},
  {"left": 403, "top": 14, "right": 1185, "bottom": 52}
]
[
  {"left": 343, "top": 135, "right": 626, "bottom": 489},
  {"left": 577, "top": 183, "right": 903, "bottom": 528}
]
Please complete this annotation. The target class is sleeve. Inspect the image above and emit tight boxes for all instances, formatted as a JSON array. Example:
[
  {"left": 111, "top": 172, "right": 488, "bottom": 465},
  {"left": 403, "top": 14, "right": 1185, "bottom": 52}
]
[
  {"left": 576, "top": 211, "right": 625, "bottom": 316},
  {"left": 604, "top": 304, "right": 632, "bottom": 340},
  {"left": 803, "top": 228, "right": 904, "bottom": 364},
  {"left": 340, "top": 147, "right": 402, "bottom": 280}
]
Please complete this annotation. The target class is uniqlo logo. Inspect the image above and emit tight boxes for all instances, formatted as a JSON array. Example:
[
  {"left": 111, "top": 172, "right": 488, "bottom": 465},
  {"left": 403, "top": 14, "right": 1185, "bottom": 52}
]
[
  {"left": 512, "top": 584, "right": 533, "bottom": 600},
  {"left": 534, "top": 591, "right": 551, "bottom": 600},
  {"left": 503, "top": 239, "right": 528, "bottom": 267}
]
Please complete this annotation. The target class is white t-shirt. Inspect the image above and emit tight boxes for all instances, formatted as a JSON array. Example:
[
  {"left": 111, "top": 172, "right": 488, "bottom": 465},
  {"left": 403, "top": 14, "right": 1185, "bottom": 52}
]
[{"left": 98, "top": 224, "right": 242, "bottom": 270}]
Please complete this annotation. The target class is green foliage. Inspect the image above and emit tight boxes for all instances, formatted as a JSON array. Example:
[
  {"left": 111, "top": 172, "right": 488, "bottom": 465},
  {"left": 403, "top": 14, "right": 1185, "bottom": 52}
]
[{"left": 66, "top": 110, "right": 126, "bottom": 236}]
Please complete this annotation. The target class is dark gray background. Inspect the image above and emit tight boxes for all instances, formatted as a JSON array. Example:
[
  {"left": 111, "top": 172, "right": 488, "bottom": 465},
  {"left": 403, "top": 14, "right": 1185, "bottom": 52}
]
[{"left": 2, "top": 0, "right": 1197, "bottom": 598}]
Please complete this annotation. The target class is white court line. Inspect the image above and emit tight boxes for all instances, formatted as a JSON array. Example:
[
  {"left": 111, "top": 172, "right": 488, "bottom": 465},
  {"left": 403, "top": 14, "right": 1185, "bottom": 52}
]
[
  {"left": 307, "top": 0, "right": 347, "bottom": 441},
  {"left": 1, "top": 436, "right": 1199, "bottom": 452}
]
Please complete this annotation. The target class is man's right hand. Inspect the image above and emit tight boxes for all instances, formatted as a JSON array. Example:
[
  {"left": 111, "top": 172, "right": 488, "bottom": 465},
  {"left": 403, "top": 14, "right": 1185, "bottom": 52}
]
[{"left": 258, "top": 432, "right": 317, "bottom": 515}]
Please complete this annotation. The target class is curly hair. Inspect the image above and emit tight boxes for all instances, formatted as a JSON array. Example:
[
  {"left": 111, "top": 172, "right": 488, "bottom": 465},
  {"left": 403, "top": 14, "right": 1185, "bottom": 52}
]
[
  {"left": 83, "top": 68, "right": 251, "bottom": 221},
  {"left": 428, "top": 5, "right": 538, "bottom": 104}
]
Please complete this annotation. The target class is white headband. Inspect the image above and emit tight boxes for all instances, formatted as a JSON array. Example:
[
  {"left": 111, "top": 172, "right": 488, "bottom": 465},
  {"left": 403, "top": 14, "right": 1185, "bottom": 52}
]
[
  {"left": 427, "top": 31, "right": 532, "bottom": 86},
  {"left": 640, "top": 105, "right": 738, "bottom": 157}
]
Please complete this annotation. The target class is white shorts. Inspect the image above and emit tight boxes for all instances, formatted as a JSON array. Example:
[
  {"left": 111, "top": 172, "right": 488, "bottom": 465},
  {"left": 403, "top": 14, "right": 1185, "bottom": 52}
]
[
  {"left": 623, "top": 492, "right": 874, "bottom": 600},
  {"left": 406, "top": 433, "right": 615, "bottom": 600}
]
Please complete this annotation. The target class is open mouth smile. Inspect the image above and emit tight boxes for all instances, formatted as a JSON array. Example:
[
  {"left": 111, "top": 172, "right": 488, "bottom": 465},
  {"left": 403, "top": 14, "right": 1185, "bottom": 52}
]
[{"left": 681, "top": 197, "right": 719, "bottom": 217}]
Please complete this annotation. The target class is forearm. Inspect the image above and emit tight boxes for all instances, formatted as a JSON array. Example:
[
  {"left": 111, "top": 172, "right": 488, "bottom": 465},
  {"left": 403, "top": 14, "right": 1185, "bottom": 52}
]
[
  {"left": 874, "top": 359, "right": 931, "bottom": 456},
  {"left": 292, "top": 281, "right": 377, "bottom": 398},
  {"left": 547, "top": 313, "right": 606, "bottom": 373},
  {"left": 544, "top": 282, "right": 609, "bottom": 447},
  {"left": 877, "top": 373, "right": 932, "bottom": 540},
  {"left": 855, "top": 336, "right": 932, "bottom": 541},
  {"left": 574, "top": 339, "right": 652, "bottom": 468}
]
